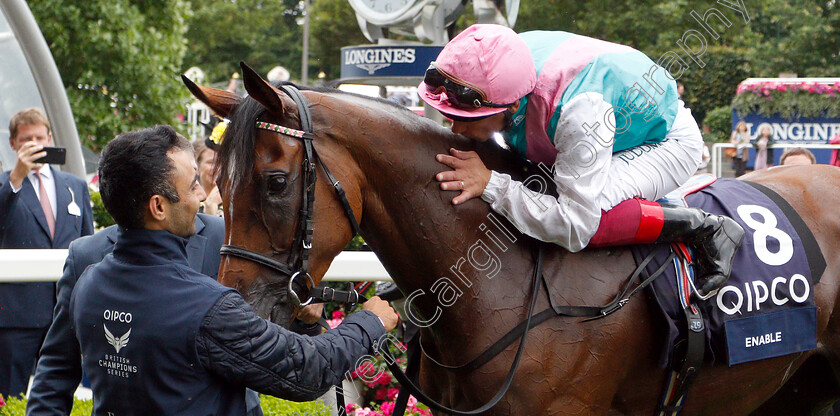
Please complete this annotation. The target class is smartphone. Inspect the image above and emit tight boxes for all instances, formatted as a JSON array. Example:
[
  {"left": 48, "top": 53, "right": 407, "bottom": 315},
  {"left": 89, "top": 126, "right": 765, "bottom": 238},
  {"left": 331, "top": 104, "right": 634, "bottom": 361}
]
[{"left": 34, "top": 147, "right": 67, "bottom": 165}]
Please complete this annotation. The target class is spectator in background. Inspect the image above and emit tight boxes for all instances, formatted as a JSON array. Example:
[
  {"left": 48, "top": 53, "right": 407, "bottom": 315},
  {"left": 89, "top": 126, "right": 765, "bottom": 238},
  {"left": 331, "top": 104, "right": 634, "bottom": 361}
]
[
  {"left": 730, "top": 121, "right": 750, "bottom": 176},
  {"left": 753, "top": 124, "right": 775, "bottom": 170},
  {"left": 192, "top": 136, "right": 223, "bottom": 217},
  {"left": 677, "top": 82, "right": 685, "bottom": 98},
  {"left": 226, "top": 72, "right": 240, "bottom": 93},
  {"left": 0, "top": 108, "right": 93, "bottom": 399},
  {"left": 829, "top": 133, "right": 840, "bottom": 167},
  {"left": 780, "top": 147, "right": 816, "bottom": 166}
]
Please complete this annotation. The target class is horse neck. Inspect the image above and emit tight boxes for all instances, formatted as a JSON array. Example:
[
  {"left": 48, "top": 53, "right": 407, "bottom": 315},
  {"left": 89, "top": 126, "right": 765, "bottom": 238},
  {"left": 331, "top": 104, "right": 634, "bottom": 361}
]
[{"left": 332, "top": 102, "right": 538, "bottom": 350}]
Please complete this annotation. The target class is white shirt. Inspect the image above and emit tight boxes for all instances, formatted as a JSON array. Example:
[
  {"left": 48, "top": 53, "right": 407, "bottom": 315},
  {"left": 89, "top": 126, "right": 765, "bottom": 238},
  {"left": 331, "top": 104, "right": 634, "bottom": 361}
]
[{"left": 10, "top": 165, "right": 58, "bottom": 220}]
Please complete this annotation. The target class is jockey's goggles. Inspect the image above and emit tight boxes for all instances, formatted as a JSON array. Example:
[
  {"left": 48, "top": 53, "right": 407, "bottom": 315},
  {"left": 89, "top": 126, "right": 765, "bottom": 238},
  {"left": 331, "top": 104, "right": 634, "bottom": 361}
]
[{"left": 424, "top": 63, "right": 513, "bottom": 110}]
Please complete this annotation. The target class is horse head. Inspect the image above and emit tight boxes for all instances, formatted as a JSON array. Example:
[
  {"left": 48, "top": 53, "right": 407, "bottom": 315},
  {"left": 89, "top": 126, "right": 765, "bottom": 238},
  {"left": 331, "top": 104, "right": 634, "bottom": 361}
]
[{"left": 183, "top": 63, "right": 362, "bottom": 326}]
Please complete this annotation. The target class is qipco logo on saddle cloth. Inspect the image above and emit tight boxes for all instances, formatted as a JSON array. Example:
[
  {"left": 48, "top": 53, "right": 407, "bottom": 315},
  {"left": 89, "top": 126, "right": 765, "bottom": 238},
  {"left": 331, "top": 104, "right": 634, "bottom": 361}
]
[
  {"left": 710, "top": 202, "right": 817, "bottom": 365},
  {"left": 715, "top": 205, "right": 807, "bottom": 316}
]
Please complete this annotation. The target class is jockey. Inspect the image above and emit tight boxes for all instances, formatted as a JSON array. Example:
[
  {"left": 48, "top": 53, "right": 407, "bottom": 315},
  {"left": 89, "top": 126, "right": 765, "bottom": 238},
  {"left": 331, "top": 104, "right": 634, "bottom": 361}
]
[{"left": 421, "top": 24, "right": 745, "bottom": 300}]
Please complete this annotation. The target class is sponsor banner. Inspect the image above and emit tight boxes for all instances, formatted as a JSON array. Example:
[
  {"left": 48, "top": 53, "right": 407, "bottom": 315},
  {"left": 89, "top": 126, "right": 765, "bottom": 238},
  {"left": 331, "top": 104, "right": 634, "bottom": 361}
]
[
  {"left": 340, "top": 45, "right": 443, "bottom": 79},
  {"left": 725, "top": 306, "right": 817, "bottom": 365},
  {"left": 731, "top": 112, "right": 840, "bottom": 166},
  {"left": 732, "top": 112, "right": 840, "bottom": 143}
]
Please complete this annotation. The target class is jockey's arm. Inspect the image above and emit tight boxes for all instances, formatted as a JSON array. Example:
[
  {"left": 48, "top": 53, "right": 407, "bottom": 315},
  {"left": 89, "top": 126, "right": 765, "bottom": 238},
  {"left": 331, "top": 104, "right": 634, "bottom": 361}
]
[{"left": 481, "top": 93, "right": 615, "bottom": 252}]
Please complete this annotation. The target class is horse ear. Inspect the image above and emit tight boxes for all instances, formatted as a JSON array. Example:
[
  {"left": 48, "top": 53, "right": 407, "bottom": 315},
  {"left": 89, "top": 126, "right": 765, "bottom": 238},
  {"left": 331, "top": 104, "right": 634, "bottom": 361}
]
[
  {"left": 240, "top": 61, "right": 286, "bottom": 115},
  {"left": 181, "top": 75, "right": 240, "bottom": 118}
]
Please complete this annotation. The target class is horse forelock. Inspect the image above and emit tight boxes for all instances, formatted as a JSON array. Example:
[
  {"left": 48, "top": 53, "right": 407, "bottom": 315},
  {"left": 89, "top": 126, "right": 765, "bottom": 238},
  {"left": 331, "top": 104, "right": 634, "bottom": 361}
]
[{"left": 217, "top": 92, "right": 266, "bottom": 196}]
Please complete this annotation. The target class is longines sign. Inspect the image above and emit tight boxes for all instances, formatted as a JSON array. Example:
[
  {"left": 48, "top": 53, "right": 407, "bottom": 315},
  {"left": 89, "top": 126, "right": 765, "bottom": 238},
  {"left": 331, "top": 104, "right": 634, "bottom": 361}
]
[{"left": 340, "top": 45, "right": 443, "bottom": 79}]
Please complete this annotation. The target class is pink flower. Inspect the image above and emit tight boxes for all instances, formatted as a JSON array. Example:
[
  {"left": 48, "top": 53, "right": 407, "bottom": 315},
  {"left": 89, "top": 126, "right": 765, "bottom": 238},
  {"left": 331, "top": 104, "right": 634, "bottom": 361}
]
[
  {"left": 346, "top": 403, "right": 358, "bottom": 414},
  {"left": 387, "top": 387, "right": 400, "bottom": 400},
  {"left": 354, "top": 407, "right": 374, "bottom": 416},
  {"left": 380, "top": 401, "right": 395, "bottom": 415},
  {"left": 332, "top": 310, "right": 346, "bottom": 320},
  {"left": 407, "top": 395, "right": 418, "bottom": 407},
  {"left": 375, "top": 387, "right": 388, "bottom": 401},
  {"left": 326, "top": 319, "right": 343, "bottom": 329},
  {"left": 376, "top": 372, "right": 393, "bottom": 385}
]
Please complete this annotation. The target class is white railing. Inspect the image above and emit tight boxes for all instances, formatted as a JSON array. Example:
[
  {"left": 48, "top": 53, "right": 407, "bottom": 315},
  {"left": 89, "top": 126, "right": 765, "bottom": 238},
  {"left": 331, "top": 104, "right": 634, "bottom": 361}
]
[
  {"left": 0, "top": 250, "right": 392, "bottom": 283},
  {"left": 710, "top": 142, "right": 840, "bottom": 178}
]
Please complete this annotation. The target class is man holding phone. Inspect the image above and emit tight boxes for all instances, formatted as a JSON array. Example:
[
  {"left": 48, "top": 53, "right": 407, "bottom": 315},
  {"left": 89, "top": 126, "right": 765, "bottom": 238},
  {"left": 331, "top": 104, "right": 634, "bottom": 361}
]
[{"left": 0, "top": 107, "right": 93, "bottom": 399}]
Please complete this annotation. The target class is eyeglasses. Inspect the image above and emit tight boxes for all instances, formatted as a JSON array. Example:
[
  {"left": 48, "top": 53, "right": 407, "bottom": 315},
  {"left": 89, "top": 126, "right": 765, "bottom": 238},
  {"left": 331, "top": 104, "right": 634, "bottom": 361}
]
[{"left": 424, "top": 63, "right": 512, "bottom": 110}]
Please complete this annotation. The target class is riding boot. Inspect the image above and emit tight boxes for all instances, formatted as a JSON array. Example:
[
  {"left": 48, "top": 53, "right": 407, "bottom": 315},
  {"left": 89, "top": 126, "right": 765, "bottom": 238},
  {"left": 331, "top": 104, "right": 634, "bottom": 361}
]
[
  {"left": 588, "top": 198, "right": 745, "bottom": 300},
  {"left": 654, "top": 204, "right": 745, "bottom": 299}
]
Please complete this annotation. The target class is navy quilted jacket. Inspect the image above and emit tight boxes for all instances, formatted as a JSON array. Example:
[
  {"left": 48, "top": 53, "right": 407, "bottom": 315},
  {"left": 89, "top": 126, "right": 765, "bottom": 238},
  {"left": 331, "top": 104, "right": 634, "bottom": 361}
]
[{"left": 70, "top": 228, "right": 385, "bottom": 415}]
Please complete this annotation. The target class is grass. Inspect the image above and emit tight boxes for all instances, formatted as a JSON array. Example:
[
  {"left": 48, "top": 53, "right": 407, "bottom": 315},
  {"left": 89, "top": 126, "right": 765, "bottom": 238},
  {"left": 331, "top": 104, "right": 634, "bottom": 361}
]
[{"left": 0, "top": 395, "right": 330, "bottom": 415}]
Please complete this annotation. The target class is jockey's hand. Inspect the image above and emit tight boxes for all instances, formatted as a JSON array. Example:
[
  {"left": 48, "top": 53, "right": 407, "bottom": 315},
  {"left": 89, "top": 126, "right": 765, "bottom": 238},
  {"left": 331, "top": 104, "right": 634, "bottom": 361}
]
[{"left": 435, "top": 148, "right": 491, "bottom": 205}]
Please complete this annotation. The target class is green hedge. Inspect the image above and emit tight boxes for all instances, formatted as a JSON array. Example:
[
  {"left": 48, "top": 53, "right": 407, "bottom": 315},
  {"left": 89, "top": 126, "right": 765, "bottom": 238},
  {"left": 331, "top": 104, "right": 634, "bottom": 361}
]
[
  {"left": 703, "top": 106, "right": 734, "bottom": 143},
  {"left": 673, "top": 46, "right": 750, "bottom": 125},
  {"left": 89, "top": 190, "right": 115, "bottom": 229},
  {"left": 0, "top": 395, "right": 329, "bottom": 415}
]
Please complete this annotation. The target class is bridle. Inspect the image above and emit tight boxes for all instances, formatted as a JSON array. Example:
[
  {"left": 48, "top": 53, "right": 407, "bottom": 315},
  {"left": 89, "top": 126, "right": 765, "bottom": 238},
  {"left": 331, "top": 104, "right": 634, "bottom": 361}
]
[{"left": 218, "top": 84, "right": 362, "bottom": 308}]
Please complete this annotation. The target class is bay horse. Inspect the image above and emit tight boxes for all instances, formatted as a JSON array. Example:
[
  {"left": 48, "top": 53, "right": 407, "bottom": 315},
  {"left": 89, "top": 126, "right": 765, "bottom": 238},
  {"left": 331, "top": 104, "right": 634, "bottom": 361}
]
[{"left": 183, "top": 66, "right": 840, "bottom": 415}]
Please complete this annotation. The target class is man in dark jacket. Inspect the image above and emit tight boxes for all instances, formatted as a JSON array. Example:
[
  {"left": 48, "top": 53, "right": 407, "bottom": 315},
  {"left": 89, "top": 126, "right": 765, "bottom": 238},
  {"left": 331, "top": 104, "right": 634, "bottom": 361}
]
[
  {"left": 28, "top": 214, "right": 265, "bottom": 416},
  {"left": 68, "top": 125, "right": 397, "bottom": 415}
]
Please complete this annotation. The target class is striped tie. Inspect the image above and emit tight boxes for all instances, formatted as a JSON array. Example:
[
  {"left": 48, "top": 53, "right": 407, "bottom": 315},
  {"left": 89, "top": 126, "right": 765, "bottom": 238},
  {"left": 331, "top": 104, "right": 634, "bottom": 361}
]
[{"left": 34, "top": 172, "right": 55, "bottom": 238}]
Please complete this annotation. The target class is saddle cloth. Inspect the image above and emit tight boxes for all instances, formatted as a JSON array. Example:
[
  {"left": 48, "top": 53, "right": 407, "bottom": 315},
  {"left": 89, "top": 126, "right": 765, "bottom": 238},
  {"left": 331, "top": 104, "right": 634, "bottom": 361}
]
[{"left": 633, "top": 175, "right": 825, "bottom": 368}]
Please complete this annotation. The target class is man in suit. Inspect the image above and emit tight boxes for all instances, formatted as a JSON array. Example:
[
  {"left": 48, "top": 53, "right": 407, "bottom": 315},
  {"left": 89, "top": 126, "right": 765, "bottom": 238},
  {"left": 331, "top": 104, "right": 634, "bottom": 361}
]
[{"left": 0, "top": 108, "right": 93, "bottom": 399}]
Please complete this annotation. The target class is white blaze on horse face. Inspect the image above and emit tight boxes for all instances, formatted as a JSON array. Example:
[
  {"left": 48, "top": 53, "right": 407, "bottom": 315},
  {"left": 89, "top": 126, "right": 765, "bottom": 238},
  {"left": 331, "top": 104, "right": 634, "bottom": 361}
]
[
  {"left": 225, "top": 194, "right": 236, "bottom": 246},
  {"left": 226, "top": 154, "right": 238, "bottom": 194}
]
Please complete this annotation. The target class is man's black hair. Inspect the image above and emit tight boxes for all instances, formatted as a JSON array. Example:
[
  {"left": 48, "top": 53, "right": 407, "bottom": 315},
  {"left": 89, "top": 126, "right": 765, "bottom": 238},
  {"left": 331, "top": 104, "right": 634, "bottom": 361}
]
[{"left": 99, "top": 125, "right": 192, "bottom": 229}]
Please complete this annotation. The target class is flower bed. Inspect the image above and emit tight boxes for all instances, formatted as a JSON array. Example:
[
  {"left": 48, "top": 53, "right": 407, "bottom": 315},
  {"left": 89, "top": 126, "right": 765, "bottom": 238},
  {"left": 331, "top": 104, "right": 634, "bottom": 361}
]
[
  {"left": 733, "top": 79, "right": 840, "bottom": 119},
  {"left": 327, "top": 310, "right": 430, "bottom": 416}
]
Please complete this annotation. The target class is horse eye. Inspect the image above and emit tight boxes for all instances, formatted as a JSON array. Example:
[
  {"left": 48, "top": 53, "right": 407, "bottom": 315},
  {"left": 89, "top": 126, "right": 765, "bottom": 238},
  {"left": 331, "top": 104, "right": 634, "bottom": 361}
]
[{"left": 266, "top": 175, "right": 287, "bottom": 194}]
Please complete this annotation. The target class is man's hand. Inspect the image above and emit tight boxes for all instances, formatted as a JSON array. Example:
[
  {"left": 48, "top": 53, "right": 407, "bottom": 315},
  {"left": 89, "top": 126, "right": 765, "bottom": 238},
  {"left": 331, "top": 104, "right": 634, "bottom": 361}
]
[
  {"left": 361, "top": 296, "right": 398, "bottom": 331},
  {"left": 294, "top": 303, "right": 324, "bottom": 325},
  {"left": 10, "top": 141, "right": 46, "bottom": 189},
  {"left": 435, "top": 148, "right": 491, "bottom": 205}
]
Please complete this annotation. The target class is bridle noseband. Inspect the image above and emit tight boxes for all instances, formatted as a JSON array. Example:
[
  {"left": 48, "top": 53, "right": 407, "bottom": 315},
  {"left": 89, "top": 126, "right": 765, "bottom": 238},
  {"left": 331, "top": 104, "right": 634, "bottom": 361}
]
[{"left": 219, "top": 84, "right": 362, "bottom": 307}]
